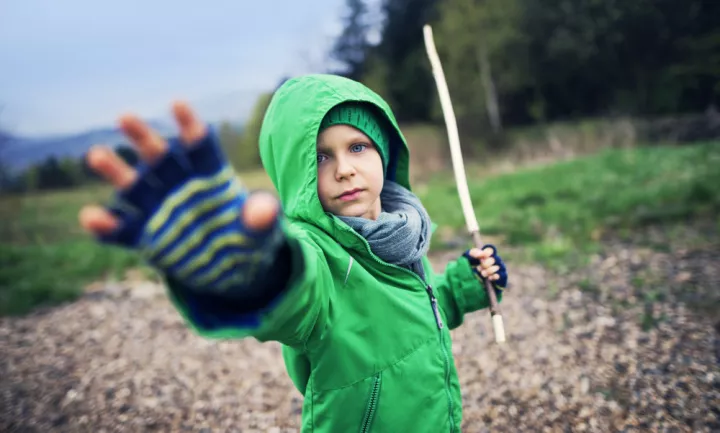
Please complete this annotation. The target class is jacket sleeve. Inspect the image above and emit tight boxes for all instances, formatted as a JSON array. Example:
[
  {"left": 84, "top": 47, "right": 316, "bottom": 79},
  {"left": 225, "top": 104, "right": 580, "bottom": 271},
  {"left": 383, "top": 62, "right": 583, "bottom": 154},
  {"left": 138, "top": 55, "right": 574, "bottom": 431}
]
[
  {"left": 428, "top": 254, "right": 503, "bottom": 330},
  {"left": 92, "top": 128, "right": 333, "bottom": 349},
  {"left": 163, "top": 220, "right": 333, "bottom": 348}
]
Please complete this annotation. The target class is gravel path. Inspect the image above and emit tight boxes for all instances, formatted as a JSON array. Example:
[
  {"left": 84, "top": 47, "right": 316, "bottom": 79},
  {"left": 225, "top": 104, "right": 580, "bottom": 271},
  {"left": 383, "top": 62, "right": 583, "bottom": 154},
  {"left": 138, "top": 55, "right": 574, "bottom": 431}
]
[{"left": 2, "top": 227, "right": 719, "bottom": 432}]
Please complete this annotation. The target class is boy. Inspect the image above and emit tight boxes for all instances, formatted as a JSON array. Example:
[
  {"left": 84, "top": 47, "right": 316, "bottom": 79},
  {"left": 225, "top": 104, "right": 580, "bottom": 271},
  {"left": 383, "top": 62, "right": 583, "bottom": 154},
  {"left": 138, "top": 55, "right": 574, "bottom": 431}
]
[{"left": 79, "top": 74, "right": 508, "bottom": 432}]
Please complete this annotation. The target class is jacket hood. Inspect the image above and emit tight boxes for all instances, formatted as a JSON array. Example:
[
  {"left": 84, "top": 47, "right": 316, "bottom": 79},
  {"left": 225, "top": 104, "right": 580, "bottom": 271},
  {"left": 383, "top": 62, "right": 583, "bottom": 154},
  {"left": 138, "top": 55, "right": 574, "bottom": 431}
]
[{"left": 258, "top": 74, "right": 412, "bottom": 238}]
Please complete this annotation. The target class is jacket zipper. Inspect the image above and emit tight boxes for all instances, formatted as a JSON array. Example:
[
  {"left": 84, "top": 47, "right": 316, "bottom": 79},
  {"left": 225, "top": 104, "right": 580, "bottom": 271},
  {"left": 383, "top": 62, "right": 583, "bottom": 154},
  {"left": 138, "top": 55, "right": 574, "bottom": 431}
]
[
  {"left": 427, "top": 284, "right": 454, "bottom": 433},
  {"left": 344, "top": 230, "right": 456, "bottom": 432},
  {"left": 426, "top": 285, "right": 444, "bottom": 329},
  {"left": 360, "top": 373, "right": 382, "bottom": 433}
]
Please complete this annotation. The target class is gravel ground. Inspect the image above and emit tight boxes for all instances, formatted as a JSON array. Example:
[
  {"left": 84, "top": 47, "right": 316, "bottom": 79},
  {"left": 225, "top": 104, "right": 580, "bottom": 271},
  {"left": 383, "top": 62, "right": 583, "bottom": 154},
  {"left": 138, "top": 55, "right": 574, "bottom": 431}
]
[{"left": 1, "top": 226, "right": 719, "bottom": 432}]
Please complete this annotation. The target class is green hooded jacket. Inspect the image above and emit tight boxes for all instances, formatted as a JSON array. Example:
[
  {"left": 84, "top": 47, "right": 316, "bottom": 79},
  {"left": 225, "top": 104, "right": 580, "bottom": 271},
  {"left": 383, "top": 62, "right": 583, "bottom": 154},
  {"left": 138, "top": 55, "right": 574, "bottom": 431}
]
[{"left": 164, "top": 74, "right": 502, "bottom": 432}]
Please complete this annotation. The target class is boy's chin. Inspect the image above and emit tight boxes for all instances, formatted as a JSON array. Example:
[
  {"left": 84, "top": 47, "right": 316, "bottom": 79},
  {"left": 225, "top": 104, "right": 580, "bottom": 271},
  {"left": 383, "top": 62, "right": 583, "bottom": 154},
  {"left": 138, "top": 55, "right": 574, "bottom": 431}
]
[{"left": 333, "top": 202, "right": 378, "bottom": 220}]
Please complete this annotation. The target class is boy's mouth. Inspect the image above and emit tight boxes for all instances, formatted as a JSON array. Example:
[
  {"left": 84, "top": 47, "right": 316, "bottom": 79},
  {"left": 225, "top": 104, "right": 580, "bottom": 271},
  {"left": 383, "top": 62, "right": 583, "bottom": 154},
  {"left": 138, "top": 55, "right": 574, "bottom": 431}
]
[{"left": 337, "top": 188, "right": 364, "bottom": 201}]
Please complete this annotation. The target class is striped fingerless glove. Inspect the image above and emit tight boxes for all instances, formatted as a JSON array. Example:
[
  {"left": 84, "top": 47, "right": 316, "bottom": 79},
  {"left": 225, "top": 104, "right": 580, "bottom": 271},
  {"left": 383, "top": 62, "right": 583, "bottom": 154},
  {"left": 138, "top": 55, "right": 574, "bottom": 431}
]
[{"left": 97, "top": 128, "right": 284, "bottom": 297}]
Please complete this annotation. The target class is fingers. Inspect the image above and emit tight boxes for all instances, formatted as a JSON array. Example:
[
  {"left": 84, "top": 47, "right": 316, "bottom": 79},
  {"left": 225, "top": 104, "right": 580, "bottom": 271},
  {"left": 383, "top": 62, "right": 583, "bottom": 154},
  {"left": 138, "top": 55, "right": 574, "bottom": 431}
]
[
  {"left": 118, "top": 114, "right": 168, "bottom": 163},
  {"left": 467, "top": 248, "right": 481, "bottom": 259},
  {"left": 82, "top": 101, "right": 208, "bottom": 239},
  {"left": 86, "top": 146, "right": 138, "bottom": 189},
  {"left": 99, "top": 101, "right": 204, "bottom": 172},
  {"left": 79, "top": 205, "right": 118, "bottom": 235},
  {"left": 478, "top": 264, "right": 500, "bottom": 279},
  {"left": 468, "top": 246, "right": 502, "bottom": 280},
  {"left": 82, "top": 143, "right": 135, "bottom": 238},
  {"left": 468, "top": 247, "right": 494, "bottom": 260},
  {"left": 172, "top": 100, "right": 207, "bottom": 144},
  {"left": 468, "top": 248, "right": 495, "bottom": 266},
  {"left": 242, "top": 191, "right": 280, "bottom": 232}
]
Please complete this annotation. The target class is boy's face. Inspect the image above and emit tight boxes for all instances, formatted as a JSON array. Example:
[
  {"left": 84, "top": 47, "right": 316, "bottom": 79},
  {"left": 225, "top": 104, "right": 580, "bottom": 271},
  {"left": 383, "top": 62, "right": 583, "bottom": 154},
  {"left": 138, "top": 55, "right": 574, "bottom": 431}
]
[{"left": 316, "top": 124, "right": 384, "bottom": 220}]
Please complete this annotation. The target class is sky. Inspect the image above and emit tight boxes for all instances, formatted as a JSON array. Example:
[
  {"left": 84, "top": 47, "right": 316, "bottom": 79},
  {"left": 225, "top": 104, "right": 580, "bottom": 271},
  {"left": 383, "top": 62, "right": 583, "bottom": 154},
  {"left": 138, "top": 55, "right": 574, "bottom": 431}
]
[{"left": 0, "top": 0, "right": 378, "bottom": 137}]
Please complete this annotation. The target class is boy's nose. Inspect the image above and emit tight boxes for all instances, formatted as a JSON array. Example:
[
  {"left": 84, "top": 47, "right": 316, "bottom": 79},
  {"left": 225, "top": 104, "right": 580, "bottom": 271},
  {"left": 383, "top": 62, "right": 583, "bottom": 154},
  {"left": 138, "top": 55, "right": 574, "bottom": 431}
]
[{"left": 335, "top": 158, "right": 357, "bottom": 180}]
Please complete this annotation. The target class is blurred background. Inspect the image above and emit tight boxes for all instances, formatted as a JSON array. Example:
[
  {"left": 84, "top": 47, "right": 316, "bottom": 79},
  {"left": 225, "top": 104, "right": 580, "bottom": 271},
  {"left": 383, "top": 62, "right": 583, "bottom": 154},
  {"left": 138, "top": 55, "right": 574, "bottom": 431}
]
[{"left": 1, "top": 0, "right": 719, "bottom": 431}]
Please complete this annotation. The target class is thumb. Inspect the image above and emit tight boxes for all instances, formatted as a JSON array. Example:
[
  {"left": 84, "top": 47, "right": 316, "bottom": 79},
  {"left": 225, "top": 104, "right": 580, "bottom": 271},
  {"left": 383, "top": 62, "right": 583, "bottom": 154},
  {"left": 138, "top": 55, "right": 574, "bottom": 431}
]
[{"left": 242, "top": 191, "right": 280, "bottom": 232}]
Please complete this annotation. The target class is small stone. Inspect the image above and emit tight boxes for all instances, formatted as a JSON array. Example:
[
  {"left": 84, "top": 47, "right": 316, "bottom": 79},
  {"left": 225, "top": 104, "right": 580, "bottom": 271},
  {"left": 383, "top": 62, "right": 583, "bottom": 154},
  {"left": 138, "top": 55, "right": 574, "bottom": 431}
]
[
  {"left": 674, "top": 271, "right": 692, "bottom": 283},
  {"left": 596, "top": 316, "right": 616, "bottom": 327},
  {"left": 580, "top": 377, "right": 590, "bottom": 395},
  {"left": 130, "top": 282, "right": 163, "bottom": 299},
  {"left": 62, "top": 388, "right": 79, "bottom": 407},
  {"left": 104, "top": 282, "right": 127, "bottom": 298}
]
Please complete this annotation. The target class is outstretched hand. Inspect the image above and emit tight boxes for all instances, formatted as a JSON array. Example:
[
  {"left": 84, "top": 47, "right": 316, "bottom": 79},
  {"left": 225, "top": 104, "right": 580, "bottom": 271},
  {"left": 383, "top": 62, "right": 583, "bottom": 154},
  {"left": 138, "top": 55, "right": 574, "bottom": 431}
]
[
  {"left": 78, "top": 101, "right": 287, "bottom": 296},
  {"left": 79, "top": 101, "right": 278, "bottom": 238}
]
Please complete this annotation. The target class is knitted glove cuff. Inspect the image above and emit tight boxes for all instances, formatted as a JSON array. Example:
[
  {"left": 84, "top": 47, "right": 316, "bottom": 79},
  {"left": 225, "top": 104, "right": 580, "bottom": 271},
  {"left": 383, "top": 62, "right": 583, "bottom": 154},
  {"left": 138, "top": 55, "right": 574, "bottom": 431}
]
[
  {"left": 97, "top": 128, "right": 284, "bottom": 295},
  {"left": 462, "top": 243, "right": 508, "bottom": 290}
]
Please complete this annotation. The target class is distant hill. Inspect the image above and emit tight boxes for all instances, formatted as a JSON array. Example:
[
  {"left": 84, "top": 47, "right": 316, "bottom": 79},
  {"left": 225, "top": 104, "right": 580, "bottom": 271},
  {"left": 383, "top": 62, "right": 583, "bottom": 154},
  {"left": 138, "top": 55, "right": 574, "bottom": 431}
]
[
  {"left": 0, "top": 87, "right": 266, "bottom": 173},
  {"left": 0, "top": 119, "right": 237, "bottom": 173}
]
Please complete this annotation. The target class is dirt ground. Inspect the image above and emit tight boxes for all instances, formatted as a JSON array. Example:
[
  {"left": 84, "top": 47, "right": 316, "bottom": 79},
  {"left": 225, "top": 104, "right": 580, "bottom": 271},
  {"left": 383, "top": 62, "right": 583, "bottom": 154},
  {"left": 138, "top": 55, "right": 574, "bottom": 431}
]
[{"left": 1, "top": 224, "right": 719, "bottom": 432}]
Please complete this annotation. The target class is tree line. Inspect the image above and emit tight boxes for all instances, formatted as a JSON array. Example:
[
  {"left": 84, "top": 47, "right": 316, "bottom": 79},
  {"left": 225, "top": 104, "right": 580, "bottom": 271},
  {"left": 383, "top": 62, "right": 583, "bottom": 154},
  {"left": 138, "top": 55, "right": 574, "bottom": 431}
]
[
  {"left": 331, "top": 0, "right": 720, "bottom": 139},
  {"left": 3, "top": 0, "right": 719, "bottom": 193}
]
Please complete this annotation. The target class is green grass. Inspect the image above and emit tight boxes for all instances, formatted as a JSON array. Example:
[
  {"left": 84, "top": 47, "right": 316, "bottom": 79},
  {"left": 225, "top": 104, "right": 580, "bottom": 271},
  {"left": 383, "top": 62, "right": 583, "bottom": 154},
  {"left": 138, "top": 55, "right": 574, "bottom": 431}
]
[
  {"left": 0, "top": 185, "right": 142, "bottom": 316},
  {"left": 0, "top": 241, "right": 143, "bottom": 316},
  {"left": 419, "top": 141, "right": 720, "bottom": 267},
  {"left": 1, "top": 142, "right": 718, "bottom": 317}
]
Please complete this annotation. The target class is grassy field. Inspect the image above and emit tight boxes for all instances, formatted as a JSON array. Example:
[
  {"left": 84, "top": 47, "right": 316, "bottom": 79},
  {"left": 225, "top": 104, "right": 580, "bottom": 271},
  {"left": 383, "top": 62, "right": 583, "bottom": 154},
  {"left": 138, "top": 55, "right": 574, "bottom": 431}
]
[
  {"left": 1, "top": 141, "right": 718, "bottom": 316},
  {"left": 418, "top": 141, "right": 720, "bottom": 265}
]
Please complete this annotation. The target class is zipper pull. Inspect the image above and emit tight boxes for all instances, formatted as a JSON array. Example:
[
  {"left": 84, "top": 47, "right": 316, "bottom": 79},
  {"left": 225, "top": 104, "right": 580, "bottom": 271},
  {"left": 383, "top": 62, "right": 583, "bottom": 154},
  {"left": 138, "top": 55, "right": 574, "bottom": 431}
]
[{"left": 426, "top": 285, "right": 444, "bottom": 329}]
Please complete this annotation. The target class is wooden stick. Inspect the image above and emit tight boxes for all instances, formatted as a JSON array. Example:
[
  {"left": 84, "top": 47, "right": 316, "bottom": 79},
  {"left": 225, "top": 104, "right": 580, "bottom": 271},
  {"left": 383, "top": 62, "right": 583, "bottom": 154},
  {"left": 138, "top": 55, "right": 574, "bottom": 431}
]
[{"left": 422, "top": 24, "right": 506, "bottom": 343}]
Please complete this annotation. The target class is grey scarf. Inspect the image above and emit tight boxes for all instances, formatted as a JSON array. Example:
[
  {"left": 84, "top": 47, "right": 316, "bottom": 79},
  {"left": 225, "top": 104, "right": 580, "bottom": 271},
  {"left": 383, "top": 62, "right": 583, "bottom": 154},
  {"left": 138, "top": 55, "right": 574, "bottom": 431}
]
[{"left": 338, "top": 181, "right": 432, "bottom": 280}]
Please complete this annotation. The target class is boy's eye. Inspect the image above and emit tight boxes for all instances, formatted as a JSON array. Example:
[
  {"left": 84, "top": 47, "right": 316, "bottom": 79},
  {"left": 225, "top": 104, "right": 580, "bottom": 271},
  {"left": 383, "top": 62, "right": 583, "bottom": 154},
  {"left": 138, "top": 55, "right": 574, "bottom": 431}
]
[
  {"left": 350, "top": 143, "right": 367, "bottom": 153},
  {"left": 317, "top": 154, "right": 328, "bottom": 164}
]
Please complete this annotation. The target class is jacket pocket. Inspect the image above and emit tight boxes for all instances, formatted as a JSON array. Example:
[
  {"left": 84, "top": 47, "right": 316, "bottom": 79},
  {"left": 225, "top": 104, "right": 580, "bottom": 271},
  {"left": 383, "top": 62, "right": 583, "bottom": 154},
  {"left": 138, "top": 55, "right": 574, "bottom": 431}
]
[{"left": 359, "top": 372, "right": 382, "bottom": 433}]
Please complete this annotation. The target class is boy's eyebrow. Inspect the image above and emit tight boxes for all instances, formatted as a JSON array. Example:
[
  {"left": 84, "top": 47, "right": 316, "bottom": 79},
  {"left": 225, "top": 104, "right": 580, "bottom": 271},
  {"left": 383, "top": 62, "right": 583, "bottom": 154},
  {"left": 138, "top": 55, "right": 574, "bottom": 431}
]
[
  {"left": 316, "top": 132, "right": 373, "bottom": 152},
  {"left": 316, "top": 141, "right": 330, "bottom": 153}
]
